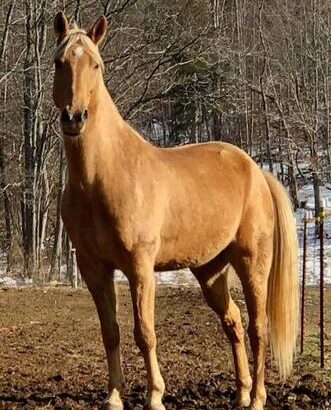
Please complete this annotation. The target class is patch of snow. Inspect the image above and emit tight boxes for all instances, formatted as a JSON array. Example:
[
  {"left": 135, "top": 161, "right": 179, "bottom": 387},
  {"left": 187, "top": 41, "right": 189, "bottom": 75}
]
[
  {"left": 0, "top": 276, "right": 33, "bottom": 288},
  {"left": 114, "top": 269, "right": 197, "bottom": 287}
]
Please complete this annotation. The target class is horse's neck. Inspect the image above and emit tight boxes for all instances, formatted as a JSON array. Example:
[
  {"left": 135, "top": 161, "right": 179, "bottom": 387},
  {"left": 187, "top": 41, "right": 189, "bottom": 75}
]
[{"left": 64, "top": 82, "right": 149, "bottom": 189}]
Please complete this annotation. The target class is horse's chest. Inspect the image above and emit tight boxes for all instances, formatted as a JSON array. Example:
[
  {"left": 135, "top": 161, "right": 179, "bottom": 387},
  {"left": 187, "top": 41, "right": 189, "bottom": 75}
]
[{"left": 62, "top": 195, "right": 126, "bottom": 266}]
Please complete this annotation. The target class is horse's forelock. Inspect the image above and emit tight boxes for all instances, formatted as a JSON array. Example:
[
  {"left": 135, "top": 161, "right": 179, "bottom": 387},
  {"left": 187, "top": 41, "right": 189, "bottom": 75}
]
[{"left": 53, "top": 27, "right": 104, "bottom": 71}]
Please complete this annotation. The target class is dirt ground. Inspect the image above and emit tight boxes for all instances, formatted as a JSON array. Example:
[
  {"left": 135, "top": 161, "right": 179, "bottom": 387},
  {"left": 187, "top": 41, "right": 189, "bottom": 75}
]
[{"left": 0, "top": 284, "right": 330, "bottom": 409}]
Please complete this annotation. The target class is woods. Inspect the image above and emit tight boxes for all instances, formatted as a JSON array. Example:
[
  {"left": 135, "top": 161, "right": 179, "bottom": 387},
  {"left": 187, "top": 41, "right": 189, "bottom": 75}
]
[{"left": 0, "top": 0, "right": 330, "bottom": 281}]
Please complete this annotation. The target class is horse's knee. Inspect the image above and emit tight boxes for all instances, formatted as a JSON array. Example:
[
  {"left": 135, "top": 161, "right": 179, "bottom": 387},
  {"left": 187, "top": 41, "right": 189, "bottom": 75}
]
[
  {"left": 204, "top": 288, "right": 245, "bottom": 344},
  {"left": 134, "top": 323, "right": 156, "bottom": 352}
]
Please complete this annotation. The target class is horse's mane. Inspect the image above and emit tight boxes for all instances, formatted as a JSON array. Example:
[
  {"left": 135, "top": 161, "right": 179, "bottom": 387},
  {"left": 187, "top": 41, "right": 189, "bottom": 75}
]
[{"left": 54, "top": 23, "right": 104, "bottom": 71}]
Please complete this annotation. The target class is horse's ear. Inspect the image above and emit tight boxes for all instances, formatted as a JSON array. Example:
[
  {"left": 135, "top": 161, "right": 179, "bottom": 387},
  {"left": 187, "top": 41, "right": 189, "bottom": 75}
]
[
  {"left": 88, "top": 16, "right": 107, "bottom": 46},
  {"left": 54, "top": 11, "right": 69, "bottom": 42}
]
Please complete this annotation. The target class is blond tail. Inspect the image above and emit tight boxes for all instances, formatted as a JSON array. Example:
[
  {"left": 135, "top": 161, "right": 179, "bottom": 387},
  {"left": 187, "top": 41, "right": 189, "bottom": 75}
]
[{"left": 264, "top": 172, "right": 299, "bottom": 379}]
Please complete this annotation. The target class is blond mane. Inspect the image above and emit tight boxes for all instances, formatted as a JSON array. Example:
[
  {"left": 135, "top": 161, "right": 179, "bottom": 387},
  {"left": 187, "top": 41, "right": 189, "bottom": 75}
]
[{"left": 54, "top": 23, "right": 104, "bottom": 71}]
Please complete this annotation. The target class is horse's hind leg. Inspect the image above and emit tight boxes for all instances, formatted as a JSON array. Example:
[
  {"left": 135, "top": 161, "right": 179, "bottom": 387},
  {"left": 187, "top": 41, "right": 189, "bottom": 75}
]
[
  {"left": 233, "top": 239, "right": 272, "bottom": 410},
  {"left": 193, "top": 264, "right": 252, "bottom": 407}
]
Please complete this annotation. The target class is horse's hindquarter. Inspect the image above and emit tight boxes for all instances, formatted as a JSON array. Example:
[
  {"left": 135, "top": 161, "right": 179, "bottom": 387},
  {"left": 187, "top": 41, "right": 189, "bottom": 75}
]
[{"left": 155, "top": 142, "right": 253, "bottom": 269}]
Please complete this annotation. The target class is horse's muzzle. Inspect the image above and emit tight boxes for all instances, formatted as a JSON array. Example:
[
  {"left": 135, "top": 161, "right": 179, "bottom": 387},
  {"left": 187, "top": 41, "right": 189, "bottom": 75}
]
[{"left": 60, "top": 107, "right": 88, "bottom": 136}]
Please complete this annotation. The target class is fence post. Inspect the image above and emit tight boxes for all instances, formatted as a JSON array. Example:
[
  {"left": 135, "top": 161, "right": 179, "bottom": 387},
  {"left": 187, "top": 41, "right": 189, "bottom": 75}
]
[
  {"left": 71, "top": 248, "right": 78, "bottom": 290},
  {"left": 319, "top": 207, "right": 324, "bottom": 368},
  {"left": 300, "top": 213, "right": 308, "bottom": 354}
]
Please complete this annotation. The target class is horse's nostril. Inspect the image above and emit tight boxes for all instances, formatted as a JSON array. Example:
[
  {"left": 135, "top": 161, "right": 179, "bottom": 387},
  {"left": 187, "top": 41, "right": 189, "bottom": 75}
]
[
  {"left": 75, "top": 110, "right": 88, "bottom": 123},
  {"left": 61, "top": 108, "right": 73, "bottom": 122}
]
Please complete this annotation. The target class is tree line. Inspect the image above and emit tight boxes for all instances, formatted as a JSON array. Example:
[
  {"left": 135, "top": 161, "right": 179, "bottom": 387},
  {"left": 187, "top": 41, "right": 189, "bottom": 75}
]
[{"left": 0, "top": 0, "right": 330, "bottom": 281}]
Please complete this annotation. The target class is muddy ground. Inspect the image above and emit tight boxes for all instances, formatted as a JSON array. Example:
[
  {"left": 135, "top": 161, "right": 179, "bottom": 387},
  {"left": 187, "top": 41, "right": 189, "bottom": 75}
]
[{"left": 0, "top": 284, "right": 330, "bottom": 409}]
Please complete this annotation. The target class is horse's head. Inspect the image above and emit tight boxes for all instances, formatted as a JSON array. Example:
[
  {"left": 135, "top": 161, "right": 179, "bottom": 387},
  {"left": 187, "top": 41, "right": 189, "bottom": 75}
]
[{"left": 53, "top": 12, "right": 107, "bottom": 137}]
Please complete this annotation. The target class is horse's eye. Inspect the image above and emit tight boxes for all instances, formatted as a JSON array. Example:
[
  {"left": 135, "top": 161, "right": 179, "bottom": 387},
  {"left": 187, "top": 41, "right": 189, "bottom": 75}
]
[
  {"left": 94, "top": 64, "right": 99, "bottom": 70},
  {"left": 54, "top": 59, "right": 63, "bottom": 69}
]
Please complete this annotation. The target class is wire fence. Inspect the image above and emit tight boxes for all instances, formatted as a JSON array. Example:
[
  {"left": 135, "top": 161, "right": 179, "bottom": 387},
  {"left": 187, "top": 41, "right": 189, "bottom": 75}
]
[{"left": 300, "top": 207, "right": 330, "bottom": 368}]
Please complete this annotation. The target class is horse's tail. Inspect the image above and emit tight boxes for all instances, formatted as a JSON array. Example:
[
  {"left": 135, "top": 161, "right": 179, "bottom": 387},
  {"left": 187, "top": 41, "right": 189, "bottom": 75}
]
[{"left": 264, "top": 172, "right": 299, "bottom": 379}]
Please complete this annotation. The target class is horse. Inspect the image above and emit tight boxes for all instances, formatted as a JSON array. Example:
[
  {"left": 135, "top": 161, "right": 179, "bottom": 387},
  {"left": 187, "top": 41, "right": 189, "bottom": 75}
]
[{"left": 52, "top": 12, "right": 299, "bottom": 410}]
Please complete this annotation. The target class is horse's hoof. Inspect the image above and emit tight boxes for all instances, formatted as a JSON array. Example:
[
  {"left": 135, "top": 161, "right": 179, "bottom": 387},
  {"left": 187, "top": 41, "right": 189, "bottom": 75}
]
[
  {"left": 101, "top": 399, "right": 124, "bottom": 410},
  {"left": 236, "top": 391, "right": 251, "bottom": 408},
  {"left": 248, "top": 399, "right": 264, "bottom": 410}
]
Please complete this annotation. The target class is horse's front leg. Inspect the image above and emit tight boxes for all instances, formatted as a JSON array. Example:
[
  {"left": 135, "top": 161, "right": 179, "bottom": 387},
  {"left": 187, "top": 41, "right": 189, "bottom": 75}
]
[
  {"left": 80, "top": 260, "right": 124, "bottom": 410},
  {"left": 128, "top": 256, "right": 165, "bottom": 410}
]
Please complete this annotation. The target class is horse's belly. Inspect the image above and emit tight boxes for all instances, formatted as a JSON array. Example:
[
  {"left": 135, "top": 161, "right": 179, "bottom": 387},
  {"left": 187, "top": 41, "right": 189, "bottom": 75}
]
[
  {"left": 155, "top": 182, "right": 242, "bottom": 270},
  {"left": 155, "top": 221, "right": 235, "bottom": 271}
]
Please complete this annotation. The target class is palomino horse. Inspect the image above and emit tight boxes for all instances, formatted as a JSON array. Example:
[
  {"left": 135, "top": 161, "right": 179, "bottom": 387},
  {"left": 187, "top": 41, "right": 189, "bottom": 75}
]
[{"left": 53, "top": 12, "right": 299, "bottom": 410}]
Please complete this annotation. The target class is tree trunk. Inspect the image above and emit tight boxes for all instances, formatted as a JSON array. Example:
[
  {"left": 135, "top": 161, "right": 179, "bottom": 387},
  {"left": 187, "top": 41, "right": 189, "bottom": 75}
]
[{"left": 49, "top": 146, "right": 66, "bottom": 281}]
